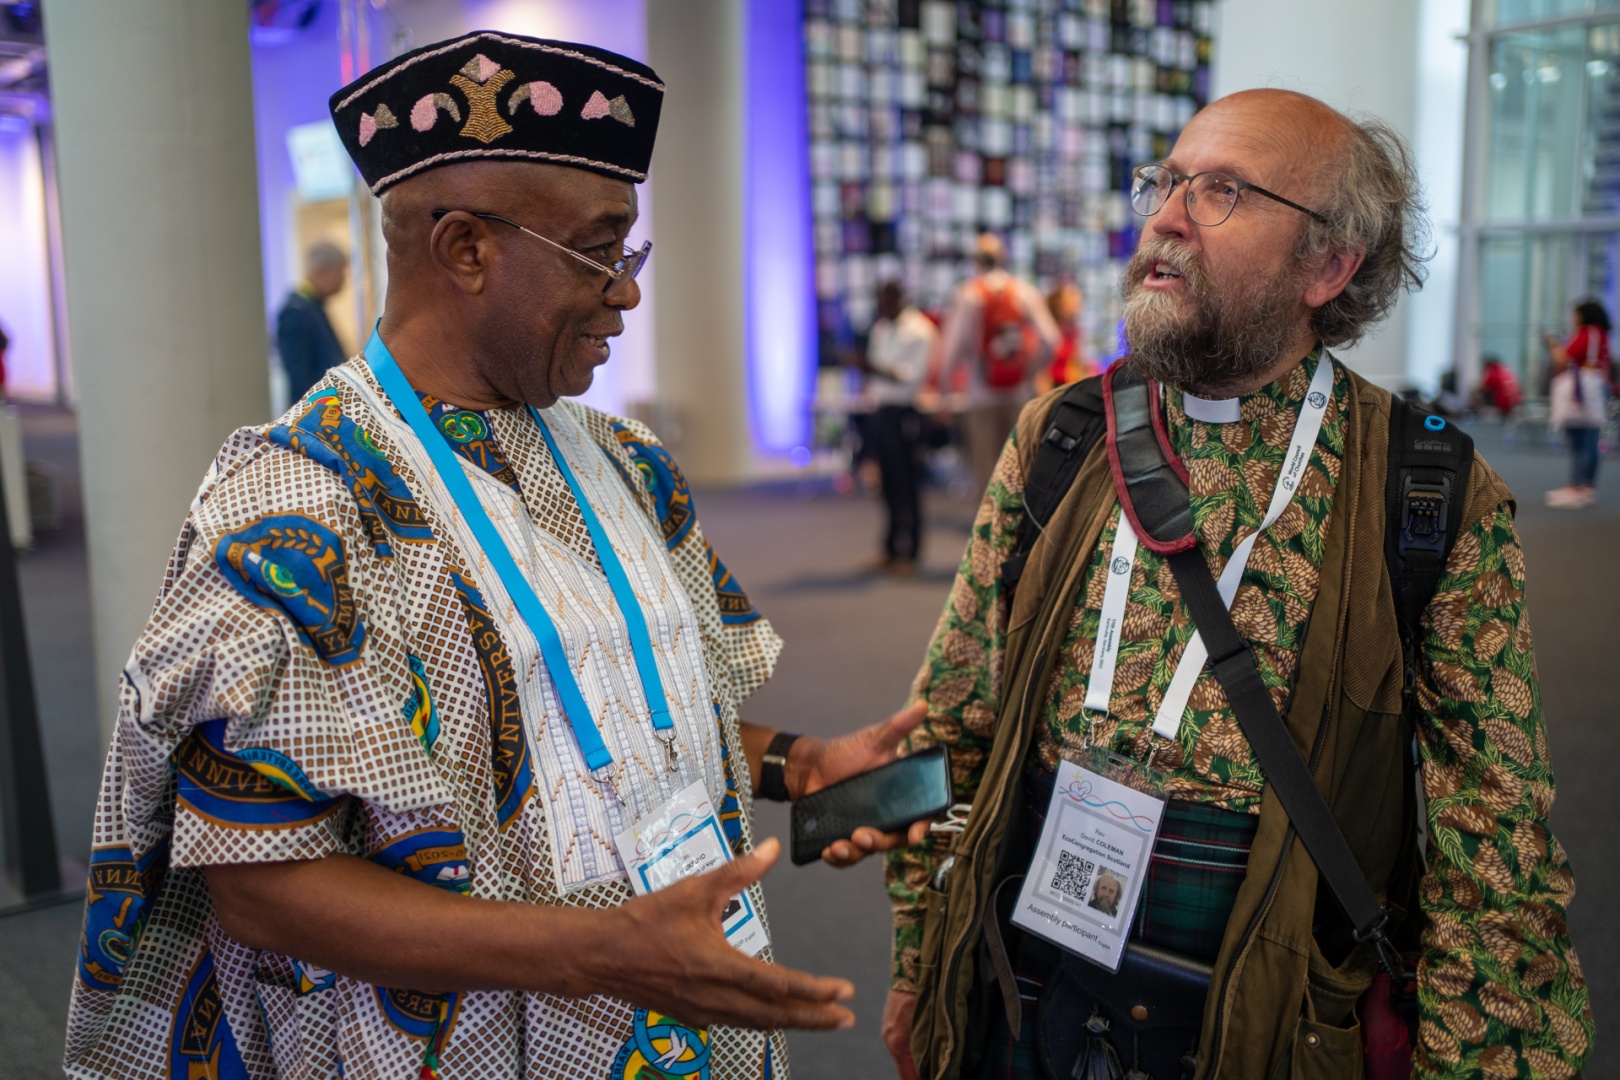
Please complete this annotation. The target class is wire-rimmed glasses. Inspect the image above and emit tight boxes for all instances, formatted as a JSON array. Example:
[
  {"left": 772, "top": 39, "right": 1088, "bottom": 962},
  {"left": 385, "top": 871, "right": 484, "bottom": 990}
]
[
  {"left": 1129, "top": 164, "right": 1326, "bottom": 227},
  {"left": 431, "top": 209, "right": 652, "bottom": 285}
]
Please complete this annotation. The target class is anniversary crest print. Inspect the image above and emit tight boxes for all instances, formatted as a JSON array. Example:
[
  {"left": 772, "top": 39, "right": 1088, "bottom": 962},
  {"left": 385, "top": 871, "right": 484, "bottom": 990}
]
[{"left": 65, "top": 359, "right": 787, "bottom": 1079}]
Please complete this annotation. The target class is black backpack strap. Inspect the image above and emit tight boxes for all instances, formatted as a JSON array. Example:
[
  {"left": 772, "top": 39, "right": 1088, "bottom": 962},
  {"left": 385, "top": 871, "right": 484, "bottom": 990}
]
[
  {"left": 1000, "top": 375, "right": 1106, "bottom": 591},
  {"left": 1384, "top": 396, "right": 1475, "bottom": 676}
]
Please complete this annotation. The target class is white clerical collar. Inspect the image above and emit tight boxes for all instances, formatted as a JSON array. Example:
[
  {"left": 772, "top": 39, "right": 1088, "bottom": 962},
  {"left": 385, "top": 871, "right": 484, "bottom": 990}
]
[{"left": 1181, "top": 391, "right": 1242, "bottom": 423}]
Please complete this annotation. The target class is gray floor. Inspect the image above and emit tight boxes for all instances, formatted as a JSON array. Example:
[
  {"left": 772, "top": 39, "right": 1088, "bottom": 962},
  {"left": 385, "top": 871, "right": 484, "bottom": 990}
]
[{"left": 0, "top": 411, "right": 1613, "bottom": 1077}]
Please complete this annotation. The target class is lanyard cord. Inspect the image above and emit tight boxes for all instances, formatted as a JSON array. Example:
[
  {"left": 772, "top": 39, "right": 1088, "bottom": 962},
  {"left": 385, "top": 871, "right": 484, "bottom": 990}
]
[
  {"left": 363, "top": 331, "right": 670, "bottom": 778},
  {"left": 527, "top": 405, "right": 673, "bottom": 737},
  {"left": 1083, "top": 355, "right": 1336, "bottom": 743}
]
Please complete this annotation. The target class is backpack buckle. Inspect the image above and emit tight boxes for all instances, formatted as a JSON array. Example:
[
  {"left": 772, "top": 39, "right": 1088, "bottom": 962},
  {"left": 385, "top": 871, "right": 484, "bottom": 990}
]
[{"left": 1398, "top": 473, "right": 1450, "bottom": 558}]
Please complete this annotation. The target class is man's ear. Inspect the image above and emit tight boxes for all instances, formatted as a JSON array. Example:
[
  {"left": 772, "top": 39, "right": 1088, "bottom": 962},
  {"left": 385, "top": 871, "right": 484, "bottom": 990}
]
[
  {"left": 1304, "top": 247, "right": 1365, "bottom": 310},
  {"left": 428, "top": 212, "right": 492, "bottom": 295}
]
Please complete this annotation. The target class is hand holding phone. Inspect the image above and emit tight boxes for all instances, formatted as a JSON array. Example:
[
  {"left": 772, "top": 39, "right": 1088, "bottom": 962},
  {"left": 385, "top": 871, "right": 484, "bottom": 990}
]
[{"left": 789, "top": 746, "right": 952, "bottom": 866}]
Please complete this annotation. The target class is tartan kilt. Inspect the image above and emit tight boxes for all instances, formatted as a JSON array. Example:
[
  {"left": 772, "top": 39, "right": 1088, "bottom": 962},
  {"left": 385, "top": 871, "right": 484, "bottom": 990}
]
[{"left": 975, "top": 770, "right": 1257, "bottom": 1080}]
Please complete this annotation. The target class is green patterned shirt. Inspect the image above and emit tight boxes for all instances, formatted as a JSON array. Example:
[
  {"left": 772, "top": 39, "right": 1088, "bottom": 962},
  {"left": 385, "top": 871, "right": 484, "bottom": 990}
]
[{"left": 885, "top": 354, "right": 1593, "bottom": 1079}]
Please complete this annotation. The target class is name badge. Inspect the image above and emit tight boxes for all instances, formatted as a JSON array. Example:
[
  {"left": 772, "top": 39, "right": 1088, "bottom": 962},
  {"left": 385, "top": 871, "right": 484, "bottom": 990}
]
[
  {"left": 613, "top": 781, "right": 769, "bottom": 957},
  {"left": 1011, "top": 750, "right": 1165, "bottom": 972}
]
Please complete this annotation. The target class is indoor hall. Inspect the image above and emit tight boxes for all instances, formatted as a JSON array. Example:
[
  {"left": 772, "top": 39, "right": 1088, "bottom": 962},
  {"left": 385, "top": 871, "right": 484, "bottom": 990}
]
[{"left": 0, "top": 0, "right": 1610, "bottom": 1077}]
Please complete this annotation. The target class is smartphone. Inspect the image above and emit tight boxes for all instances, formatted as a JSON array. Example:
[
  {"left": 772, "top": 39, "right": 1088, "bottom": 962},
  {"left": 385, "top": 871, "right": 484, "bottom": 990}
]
[{"left": 789, "top": 746, "right": 952, "bottom": 866}]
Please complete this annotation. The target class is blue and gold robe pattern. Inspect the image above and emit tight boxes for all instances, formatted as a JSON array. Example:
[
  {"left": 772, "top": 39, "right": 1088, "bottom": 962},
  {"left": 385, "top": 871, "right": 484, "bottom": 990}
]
[{"left": 64, "top": 363, "right": 785, "bottom": 1080}]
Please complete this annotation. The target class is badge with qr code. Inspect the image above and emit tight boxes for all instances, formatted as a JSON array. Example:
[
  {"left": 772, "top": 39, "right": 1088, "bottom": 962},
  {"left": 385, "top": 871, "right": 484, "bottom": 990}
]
[{"left": 1011, "top": 750, "right": 1166, "bottom": 972}]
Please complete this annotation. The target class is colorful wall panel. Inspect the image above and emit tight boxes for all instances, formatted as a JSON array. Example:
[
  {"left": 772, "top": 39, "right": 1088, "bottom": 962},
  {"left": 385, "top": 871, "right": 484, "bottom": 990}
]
[{"left": 805, "top": 0, "right": 1212, "bottom": 363}]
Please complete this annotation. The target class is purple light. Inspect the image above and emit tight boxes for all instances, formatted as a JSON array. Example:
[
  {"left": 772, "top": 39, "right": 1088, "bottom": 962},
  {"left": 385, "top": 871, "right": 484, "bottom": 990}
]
[{"left": 743, "top": 0, "right": 815, "bottom": 455}]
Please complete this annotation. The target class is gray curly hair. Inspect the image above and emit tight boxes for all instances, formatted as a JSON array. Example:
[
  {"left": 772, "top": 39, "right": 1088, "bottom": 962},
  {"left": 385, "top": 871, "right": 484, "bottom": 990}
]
[{"left": 1294, "top": 118, "right": 1431, "bottom": 348}]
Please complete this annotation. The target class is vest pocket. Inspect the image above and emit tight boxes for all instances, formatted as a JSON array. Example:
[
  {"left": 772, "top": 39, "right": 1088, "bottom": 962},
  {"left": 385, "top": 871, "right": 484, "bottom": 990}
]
[
  {"left": 1289, "top": 1013, "right": 1363, "bottom": 1079},
  {"left": 1283, "top": 941, "right": 1374, "bottom": 1080}
]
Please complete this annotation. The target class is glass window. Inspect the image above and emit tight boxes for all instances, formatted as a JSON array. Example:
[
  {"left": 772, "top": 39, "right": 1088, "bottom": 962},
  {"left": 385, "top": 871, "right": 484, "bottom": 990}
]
[
  {"left": 1581, "top": 22, "right": 1620, "bottom": 212},
  {"left": 1495, "top": 0, "right": 1591, "bottom": 28},
  {"left": 1478, "top": 231, "right": 1619, "bottom": 387},
  {"left": 1486, "top": 26, "right": 1587, "bottom": 221}
]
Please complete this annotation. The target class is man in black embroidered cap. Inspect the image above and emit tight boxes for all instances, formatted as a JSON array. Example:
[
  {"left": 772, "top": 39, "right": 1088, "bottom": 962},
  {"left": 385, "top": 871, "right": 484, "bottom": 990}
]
[{"left": 64, "top": 31, "right": 923, "bottom": 1080}]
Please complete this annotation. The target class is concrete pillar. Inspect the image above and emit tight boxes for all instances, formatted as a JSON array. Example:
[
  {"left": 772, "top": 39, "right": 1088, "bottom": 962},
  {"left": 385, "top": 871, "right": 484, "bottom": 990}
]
[
  {"left": 43, "top": 0, "right": 270, "bottom": 739},
  {"left": 646, "top": 0, "right": 752, "bottom": 485}
]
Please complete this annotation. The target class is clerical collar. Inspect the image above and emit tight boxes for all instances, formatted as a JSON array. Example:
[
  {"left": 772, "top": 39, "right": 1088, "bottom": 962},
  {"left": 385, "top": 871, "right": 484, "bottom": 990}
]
[{"left": 1180, "top": 391, "right": 1242, "bottom": 423}]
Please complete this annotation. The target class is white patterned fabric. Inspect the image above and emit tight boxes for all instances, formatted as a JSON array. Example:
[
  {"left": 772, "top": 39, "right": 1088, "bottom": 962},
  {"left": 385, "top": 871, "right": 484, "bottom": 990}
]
[{"left": 64, "top": 357, "right": 787, "bottom": 1080}]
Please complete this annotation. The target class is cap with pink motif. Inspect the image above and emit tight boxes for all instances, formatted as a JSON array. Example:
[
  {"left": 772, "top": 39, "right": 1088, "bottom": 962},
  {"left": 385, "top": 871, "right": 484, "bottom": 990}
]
[{"left": 329, "top": 31, "right": 663, "bottom": 194}]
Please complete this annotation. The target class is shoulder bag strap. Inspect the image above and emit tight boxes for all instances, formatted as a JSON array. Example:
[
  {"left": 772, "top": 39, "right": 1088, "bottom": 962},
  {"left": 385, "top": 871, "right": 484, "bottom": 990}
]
[{"left": 1106, "top": 371, "right": 1404, "bottom": 974}]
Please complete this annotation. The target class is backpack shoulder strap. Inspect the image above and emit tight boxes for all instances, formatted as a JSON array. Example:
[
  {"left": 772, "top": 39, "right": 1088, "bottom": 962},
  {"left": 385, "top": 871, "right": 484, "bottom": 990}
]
[
  {"left": 1000, "top": 375, "right": 1107, "bottom": 591},
  {"left": 1384, "top": 396, "right": 1475, "bottom": 656}
]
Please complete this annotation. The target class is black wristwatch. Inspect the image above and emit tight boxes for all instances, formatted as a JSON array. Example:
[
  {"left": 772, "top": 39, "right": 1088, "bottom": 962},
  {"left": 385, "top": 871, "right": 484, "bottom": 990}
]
[{"left": 759, "top": 731, "right": 801, "bottom": 803}]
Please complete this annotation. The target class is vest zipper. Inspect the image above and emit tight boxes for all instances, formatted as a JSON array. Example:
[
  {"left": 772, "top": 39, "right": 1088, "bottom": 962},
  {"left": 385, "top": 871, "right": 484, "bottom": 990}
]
[
  {"left": 1205, "top": 699, "right": 1335, "bottom": 1073},
  {"left": 938, "top": 645, "right": 1049, "bottom": 1078}
]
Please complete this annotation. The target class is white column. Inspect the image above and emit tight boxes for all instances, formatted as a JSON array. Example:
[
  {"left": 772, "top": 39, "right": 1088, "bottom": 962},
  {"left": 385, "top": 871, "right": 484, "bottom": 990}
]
[
  {"left": 43, "top": 0, "right": 270, "bottom": 739},
  {"left": 646, "top": 0, "right": 752, "bottom": 484},
  {"left": 1210, "top": 0, "right": 1422, "bottom": 389}
]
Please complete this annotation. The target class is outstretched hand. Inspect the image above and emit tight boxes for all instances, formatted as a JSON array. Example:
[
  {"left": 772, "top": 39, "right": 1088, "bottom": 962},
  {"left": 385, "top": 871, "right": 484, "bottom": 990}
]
[
  {"left": 593, "top": 837, "right": 857, "bottom": 1031},
  {"left": 790, "top": 703, "right": 937, "bottom": 867}
]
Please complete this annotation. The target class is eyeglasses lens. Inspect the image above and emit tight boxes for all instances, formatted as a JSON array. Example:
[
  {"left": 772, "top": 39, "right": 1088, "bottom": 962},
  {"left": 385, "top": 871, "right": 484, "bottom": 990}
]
[
  {"left": 621, "top": 243, "right": 651, "bottom": 281},
  {"left": 1130, "top": 168, "right": 1242, "bottom": 227},
  {"left": 1130, "top": 168, "right": 1168, "bottom": 217},
  {"left": 1187, "top": 173, "right": 1239, "bottom": 226}
]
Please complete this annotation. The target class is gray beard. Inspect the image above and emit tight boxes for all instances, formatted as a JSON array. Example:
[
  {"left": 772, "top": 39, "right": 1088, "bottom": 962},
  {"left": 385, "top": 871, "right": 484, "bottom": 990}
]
[{"left": 1120, "top": 247, "right": 1304, "bottom": 395}]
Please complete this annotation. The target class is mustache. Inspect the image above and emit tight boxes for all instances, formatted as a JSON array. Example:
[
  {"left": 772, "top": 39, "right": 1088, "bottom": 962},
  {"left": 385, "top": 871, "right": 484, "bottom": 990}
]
[{"left": 1123, "top": 239, "right": 1206, "bottom": 298}]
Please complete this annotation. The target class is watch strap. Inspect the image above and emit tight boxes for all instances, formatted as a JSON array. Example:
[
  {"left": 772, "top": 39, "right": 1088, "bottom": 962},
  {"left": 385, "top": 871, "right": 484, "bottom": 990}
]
[{"left": 759, "top": 731, "right": 801, "bottom": 803}]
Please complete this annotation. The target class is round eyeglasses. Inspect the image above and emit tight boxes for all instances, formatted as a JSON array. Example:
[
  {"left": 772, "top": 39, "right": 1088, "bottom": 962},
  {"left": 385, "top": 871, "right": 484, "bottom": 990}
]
[
  {"left": 431, "top": 209, "right": 651, "bottom": 287},
  {"left": 1129, "top": 165, "right": 1326, "bottom": 228}
]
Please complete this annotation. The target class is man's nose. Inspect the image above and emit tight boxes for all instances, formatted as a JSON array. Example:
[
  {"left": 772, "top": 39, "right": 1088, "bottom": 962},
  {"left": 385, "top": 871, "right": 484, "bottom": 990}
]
[
  {"left": 605, "top": 274, "right": 641, "bottom": 311},
  {"left": 1148, "top": 181, "right": 1195, "bottom": 242}
]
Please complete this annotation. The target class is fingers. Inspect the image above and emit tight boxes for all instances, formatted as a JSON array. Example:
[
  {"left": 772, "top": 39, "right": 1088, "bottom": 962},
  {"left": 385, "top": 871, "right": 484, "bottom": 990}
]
[
  {"left": 821, "top": 819, "right": 938, "bottom": 868},
  {"left": 710, "top": 836, "right": 780, "bottom": 897},
  {"left": 874, "top": 702, "right": 927, "bottom": 752}
]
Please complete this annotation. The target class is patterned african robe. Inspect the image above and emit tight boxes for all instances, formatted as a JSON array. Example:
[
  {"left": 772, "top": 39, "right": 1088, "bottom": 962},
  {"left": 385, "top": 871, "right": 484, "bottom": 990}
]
[
  {"left": 886, "top": 354, "right": 1594, "bottom": 1078},
  {"left": 64, "top": 359, "right": 788, "bottom": 1080}
]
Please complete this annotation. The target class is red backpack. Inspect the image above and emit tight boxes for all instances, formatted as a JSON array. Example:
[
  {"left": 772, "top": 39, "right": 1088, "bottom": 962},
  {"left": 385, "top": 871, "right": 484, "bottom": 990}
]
[{"left": 977, "top": 278, "right": 1040, "bottom": 389}]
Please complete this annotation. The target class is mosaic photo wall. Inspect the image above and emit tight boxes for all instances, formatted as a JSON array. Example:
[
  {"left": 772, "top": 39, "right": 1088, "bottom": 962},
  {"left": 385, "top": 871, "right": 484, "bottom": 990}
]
[{"left": 805, "top": 0, "right": 1213, "bottom": 363}]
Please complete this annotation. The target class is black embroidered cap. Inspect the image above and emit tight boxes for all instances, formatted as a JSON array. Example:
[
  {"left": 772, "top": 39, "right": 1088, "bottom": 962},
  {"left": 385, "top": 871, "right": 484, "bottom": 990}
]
[{"left": 329, "top": 31, "right": 664, "bottom": 194}]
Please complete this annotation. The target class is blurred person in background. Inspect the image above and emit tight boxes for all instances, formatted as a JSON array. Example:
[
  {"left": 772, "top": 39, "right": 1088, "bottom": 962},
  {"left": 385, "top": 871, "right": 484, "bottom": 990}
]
[
  {"left": 277, "top": 240, "right": 350, "bottom": 401},
  {"left": 1544, "top": 299, "right": 1611, "bottom": 508},
  {"left": 1471, "top": 355, "right": 1522, "bottom": 420},
  {"left": 0, "top": 321, "right": 8, "bottom": 399},
  {"left": 1034, "top": 281, "right": 1095, "bottom": 394},
  {"left": 940, "top": 232, "right": 1060, "bottom": 492},
  {"left": 846, "top": 280, "right": 939, "bottom": 575}
]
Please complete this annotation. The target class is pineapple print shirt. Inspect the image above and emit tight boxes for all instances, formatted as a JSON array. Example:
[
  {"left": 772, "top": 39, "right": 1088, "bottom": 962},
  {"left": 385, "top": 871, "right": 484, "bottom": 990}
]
[{"left": 885, "top": 352, "right": 1593, "bottom": 1079}]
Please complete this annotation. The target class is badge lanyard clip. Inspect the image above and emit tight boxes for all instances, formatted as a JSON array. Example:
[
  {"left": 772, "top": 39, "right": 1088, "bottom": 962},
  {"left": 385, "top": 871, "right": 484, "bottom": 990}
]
[{"left": 364, "top": 330, "right": 674, "bottom": 789}]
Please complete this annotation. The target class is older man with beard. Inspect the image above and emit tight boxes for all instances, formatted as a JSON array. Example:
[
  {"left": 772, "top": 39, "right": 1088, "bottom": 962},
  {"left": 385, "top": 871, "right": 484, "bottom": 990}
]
[{"left": 874, "top": 89, "right": 1591, "bottom": 1080}]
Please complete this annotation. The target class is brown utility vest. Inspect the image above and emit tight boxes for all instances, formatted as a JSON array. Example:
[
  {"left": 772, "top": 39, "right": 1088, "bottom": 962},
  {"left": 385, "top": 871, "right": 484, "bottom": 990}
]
[{"left": 908, "top": 366, "right": 1514, "bottom": 1080}]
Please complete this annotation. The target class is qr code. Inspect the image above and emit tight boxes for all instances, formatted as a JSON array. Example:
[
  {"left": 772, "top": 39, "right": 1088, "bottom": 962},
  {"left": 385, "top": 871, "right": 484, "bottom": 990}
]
[{"left": 1050, "top": 850, "right": 1094, "bottom": 902}]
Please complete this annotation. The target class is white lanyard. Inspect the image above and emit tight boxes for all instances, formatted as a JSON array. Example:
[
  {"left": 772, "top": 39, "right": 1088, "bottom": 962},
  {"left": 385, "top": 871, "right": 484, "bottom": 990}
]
[{"left": 1082, "top": 356, "right": 1335, "bottom": 741}]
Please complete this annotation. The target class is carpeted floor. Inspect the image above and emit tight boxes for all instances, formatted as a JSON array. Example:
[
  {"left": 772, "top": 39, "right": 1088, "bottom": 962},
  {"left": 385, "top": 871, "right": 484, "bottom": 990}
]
[{"left": 0, "top": 410, "right": 1612, "bottom": 1078}]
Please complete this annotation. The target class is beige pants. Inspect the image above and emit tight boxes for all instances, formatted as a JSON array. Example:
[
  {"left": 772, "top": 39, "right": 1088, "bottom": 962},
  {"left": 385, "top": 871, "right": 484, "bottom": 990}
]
[{"left": 962, "top": 398, "right": 1028, "bottom": 495}]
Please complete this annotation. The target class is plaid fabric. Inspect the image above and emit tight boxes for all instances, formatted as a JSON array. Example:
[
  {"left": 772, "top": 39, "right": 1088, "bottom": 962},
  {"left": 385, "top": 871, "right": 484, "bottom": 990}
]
[{"left": 976, "top": 774, "right": 1256, "bottom": 1080}]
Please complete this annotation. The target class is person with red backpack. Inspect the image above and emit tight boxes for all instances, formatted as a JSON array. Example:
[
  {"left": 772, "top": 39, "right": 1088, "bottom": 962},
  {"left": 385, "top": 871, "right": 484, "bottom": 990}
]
[{"left": 939, "top": 234, "right": 1060, "bottom": 493}]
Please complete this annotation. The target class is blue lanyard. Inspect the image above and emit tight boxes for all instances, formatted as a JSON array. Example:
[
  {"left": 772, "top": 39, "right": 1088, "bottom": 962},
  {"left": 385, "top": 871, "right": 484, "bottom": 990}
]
[{"left": 364, "top": 331, "right": 672, "bottom": 775}]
